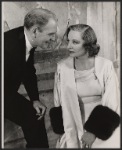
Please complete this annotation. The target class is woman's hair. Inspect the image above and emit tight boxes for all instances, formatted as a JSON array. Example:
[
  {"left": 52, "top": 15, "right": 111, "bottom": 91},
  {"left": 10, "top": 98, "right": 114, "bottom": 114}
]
[
  {"left": 24, "top": 8, "right": 57, "bottom": 31},
  {"left": 66, "top": 24, "right": 100, "bottom": 57}
]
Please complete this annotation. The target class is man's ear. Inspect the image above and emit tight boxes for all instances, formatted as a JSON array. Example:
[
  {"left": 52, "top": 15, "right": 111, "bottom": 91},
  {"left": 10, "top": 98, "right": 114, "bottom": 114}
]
[{"left": 31, "top": 26, "right": 38, "bottom": 38}]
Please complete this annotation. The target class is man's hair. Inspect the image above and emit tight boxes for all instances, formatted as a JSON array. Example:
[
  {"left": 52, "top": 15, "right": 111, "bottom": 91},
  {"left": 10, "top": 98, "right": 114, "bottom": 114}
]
[
  {"left": 66, "top": 24, "right": 100, "bottom": 57},
  {"left": 24, "top": 8, "right": 57, "bottom": 31}
]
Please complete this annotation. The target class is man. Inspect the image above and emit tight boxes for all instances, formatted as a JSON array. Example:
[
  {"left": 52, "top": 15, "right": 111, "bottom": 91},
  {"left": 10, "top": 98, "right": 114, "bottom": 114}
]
[{"left": 4, "top": 8, "right": 58, "bottom": 148}]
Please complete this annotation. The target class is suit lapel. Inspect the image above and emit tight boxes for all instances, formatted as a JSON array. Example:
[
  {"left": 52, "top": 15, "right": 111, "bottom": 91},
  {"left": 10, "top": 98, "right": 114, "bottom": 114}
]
[{"left": 18, "top": 27, "right": 26, "bottom": 63}]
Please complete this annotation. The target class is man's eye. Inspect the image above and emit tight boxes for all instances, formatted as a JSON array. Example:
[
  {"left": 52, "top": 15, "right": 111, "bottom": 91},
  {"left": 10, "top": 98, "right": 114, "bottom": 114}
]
[{"left": 49, "top": 33, "right": 55, "bottom": 36}]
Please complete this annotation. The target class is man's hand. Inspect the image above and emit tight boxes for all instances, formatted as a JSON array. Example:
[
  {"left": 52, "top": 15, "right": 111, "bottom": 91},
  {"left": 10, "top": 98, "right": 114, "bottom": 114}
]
[
  {"left": 81, "top": 131, "right": 96, "bottom": 148},
  {"left": 33, "top": 100, "right": 47, "bottom": 120}
]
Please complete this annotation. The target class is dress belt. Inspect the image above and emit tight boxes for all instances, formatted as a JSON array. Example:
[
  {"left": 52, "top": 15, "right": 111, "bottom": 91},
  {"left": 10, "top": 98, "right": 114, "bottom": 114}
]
[{"left": 81, "top": 96, "right": 101, "bottom": 104}]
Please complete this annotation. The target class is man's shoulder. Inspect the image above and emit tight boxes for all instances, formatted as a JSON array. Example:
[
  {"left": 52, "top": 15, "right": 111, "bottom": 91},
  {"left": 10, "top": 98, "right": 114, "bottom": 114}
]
[
  {"left": 4, "top": 26, "right": 25, "bottom": 51},
  {"left": 4, "top": 26, "right": 24, "bottom": 36}
]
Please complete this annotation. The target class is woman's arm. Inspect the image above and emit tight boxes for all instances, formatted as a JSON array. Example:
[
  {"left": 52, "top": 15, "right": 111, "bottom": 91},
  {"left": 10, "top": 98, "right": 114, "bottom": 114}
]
[
  {"left": 82, "top": 61, "right": 120, "bottom": 147},
  {"left": 102, "top": 62, "right": 120, "bottom": 114},
  {"left": 49, "top": 64, "right": 65, "bottom": 134},
  {"left": 54, "top": 65, "right": 61, "bottom": 107}
]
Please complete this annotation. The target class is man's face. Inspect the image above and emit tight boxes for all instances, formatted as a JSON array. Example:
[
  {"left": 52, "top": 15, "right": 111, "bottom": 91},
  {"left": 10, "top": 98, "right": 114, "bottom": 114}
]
[{"left": 34, "top": 19, "right": 57, "bottom": 50}]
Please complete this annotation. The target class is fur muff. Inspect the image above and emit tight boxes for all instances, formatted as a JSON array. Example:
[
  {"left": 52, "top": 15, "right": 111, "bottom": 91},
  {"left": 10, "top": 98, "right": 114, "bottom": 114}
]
[
  {"left": 84, "top": 105, "right": 120, "bottom": 140},
  {"left": 49, "top": 106, "right": 64, "bottom": 134}
]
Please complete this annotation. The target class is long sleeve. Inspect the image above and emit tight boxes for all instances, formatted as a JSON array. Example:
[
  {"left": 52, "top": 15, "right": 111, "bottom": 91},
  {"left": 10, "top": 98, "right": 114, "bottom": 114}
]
[
  {"left": 54, "top": 65, "right": 61, "bottom": 107},
  {"left": 4, "top": 27, "right": 39, "bottom": 102},
  {"left": 50, "top": 64, "right": 64, "bottom": 134},
  {"left": 102, "top": 62, "right": 120, "bottom": 114},
  {"left": 22, "top": 48, "right": 39, "bottom": 101},
  {"left": 22, "top": 63, "right": 39, "bottom": 101},
  {"left": 84, "top": 60, "right": 120, "bottom": 141}
]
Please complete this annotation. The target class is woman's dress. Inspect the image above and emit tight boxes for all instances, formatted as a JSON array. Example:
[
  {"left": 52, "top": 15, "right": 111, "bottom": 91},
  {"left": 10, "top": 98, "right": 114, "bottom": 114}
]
[
  {"left": 54, "top": 56, "right": 120, "bottom": 148},
  {"left": 75, "top": 67, "right": 102, "bottom": 124},
  {"left": 56, "top": 67, "right": 120, "bottom": 148}
]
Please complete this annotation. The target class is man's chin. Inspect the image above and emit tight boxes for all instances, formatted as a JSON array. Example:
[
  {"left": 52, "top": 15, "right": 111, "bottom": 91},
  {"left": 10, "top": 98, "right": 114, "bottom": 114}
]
[
  {"left": 36, "top": 47, "right": 54, "bottom": 53},
  {"left": 36, "top": 42, "right": 58, "bottom": 52}
]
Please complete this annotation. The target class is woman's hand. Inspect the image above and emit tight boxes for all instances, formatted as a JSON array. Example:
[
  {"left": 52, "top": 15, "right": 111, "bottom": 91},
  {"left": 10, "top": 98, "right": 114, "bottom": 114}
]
[{"left": 81, "top": 131, "right": 96, "bottom": 148}]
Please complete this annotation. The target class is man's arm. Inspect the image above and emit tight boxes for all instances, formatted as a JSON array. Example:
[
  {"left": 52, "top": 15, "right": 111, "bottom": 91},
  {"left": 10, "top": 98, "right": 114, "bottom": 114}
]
[
  {"left": 22, "top": 64, "right": 46, "bottom": 120},
  {"left": 22, "top": 64, "right": 39, "bottom": 101}
]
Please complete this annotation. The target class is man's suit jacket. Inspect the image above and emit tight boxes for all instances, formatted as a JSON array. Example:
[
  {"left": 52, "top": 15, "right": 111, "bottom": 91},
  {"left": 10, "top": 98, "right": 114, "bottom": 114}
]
[{"left": 4, "top": 26, "right": 39, "bottom": 103}]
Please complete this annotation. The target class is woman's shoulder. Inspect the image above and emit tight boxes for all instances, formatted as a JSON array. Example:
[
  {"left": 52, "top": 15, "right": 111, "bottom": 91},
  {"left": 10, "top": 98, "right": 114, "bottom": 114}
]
[
  {"left": 57, "top": 56, "right": 73, "bottom": 67},
  {"left": 95, "top": 56, "right": 114, "bottom": 74},
  {"left": 95, "top": 56, "right": 113, "bottom": 65}
]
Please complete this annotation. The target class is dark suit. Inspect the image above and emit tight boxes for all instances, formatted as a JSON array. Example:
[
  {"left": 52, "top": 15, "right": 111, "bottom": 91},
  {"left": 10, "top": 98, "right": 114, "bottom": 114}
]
[{"left": 4, "top": 26, "right": 49, "bottom": 148}]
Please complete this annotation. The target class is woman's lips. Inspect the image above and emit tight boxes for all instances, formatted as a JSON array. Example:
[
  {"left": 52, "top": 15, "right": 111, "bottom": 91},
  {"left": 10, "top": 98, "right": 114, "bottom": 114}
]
[{"left": 69, "top": 51, "right": 74, "bottom": 54}]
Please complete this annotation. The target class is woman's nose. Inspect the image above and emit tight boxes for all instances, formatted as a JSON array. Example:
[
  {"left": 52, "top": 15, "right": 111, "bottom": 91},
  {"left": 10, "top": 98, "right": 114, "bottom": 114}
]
[{"left": 67, "top": 42, "right": 72, "bottom": 49}]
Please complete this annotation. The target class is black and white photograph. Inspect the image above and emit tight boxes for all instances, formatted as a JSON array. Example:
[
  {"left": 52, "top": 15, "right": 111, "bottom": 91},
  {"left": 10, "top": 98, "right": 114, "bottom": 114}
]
[{"left": 2, "top": 1, "right": 121, "bottom": 148}]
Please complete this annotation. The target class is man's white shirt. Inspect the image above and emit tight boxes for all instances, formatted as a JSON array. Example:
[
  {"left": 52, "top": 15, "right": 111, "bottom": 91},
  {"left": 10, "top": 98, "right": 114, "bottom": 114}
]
[{"left": 24, "top": 30, "right": 33, "bottom": 61}]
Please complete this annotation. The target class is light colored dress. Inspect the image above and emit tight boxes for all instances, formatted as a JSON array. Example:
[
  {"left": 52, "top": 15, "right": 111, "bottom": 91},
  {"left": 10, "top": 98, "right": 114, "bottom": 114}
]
[
  {"left": 74, "top": 67, "right": 120, "bottom": 148},
  {"left": 75, "top": 68, "right": 102, "bottom": 125},
  {"left": 54, "top": 56, "right": 120, "bottom": 148}
]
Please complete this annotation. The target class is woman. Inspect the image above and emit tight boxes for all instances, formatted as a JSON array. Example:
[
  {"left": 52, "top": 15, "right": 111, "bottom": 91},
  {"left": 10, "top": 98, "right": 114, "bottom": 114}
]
[{"left": 52, "top": 24, "right": 120, "bottom": 148}]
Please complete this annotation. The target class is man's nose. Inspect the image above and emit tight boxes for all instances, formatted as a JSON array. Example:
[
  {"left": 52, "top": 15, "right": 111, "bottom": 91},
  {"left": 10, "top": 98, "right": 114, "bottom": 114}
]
[{"left": 51, "top": 34, "right": 56, "bottom": 41}]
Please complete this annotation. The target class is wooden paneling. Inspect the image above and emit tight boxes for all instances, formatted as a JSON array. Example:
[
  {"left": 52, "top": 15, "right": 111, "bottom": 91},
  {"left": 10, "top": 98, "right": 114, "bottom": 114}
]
[
  {"left": 34, "top": 48, "right": 69, "bottom": 63},
  {"left": 87, "top": 2, "right": 103, "bottom": 57},
  {"left": 102, "top": 2, "right": 116, "bottom": 61},
  {"left": 87, "top": 2, "right": 117, "bottom": 62},
  {"left": 115, "top": 2, "right": 120, "bottom": 81}
]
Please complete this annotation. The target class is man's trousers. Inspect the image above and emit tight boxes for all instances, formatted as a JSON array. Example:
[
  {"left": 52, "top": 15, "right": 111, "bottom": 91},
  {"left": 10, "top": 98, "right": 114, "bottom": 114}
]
[{"left": 4, "top": 93, "right": 49, "bottom": 148}]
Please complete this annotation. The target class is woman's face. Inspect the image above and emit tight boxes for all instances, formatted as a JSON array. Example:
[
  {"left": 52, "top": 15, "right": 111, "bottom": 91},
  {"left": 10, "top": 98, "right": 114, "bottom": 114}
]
[{"left": 67, "top": 30, "right": 87, "bottom": 58}]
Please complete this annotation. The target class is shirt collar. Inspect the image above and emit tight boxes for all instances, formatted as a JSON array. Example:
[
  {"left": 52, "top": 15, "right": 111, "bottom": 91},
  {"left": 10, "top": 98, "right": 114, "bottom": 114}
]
[{"left": 24, "top": 30, "right": 33, "bottom": 54}]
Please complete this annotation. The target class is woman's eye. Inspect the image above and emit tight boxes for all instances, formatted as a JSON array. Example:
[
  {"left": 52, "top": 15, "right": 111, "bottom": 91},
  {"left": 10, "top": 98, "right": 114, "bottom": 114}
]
[{"left": 73, "top": 41, "right": 79, "bottom": 44}]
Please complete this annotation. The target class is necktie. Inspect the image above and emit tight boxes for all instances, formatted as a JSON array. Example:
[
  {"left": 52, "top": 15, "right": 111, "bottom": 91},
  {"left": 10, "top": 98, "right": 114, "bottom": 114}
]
[{"left": 27, "top": 47, "right": 35, "bottom": 63}]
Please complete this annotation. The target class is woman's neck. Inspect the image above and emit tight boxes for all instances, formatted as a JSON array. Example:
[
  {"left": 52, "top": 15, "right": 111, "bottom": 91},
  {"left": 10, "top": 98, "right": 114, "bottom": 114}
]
[{"left": 74, "top": 55, "right": 95, "bottom": 71}]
